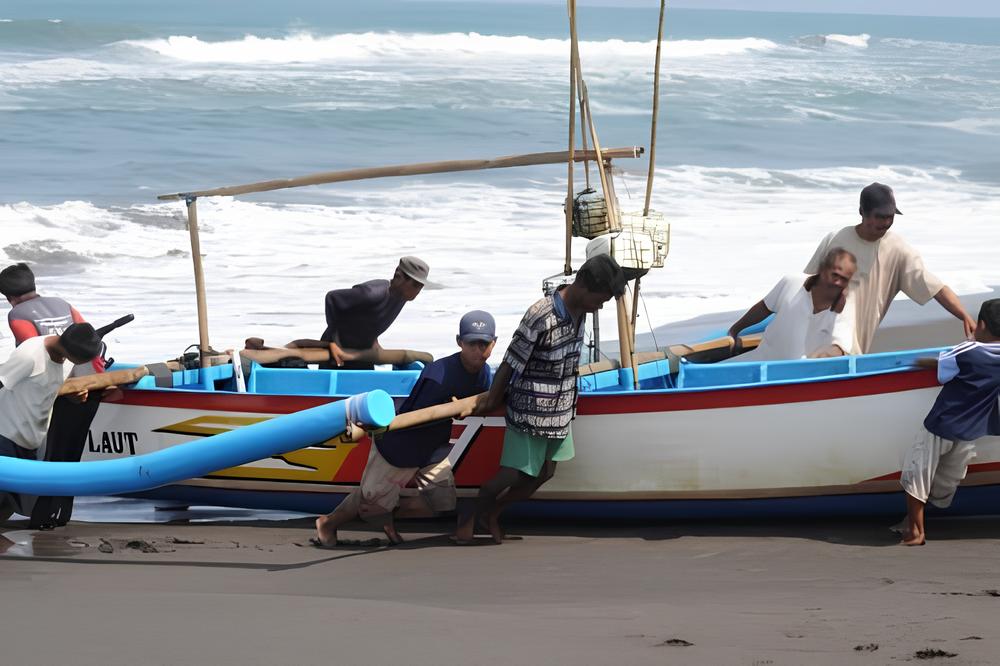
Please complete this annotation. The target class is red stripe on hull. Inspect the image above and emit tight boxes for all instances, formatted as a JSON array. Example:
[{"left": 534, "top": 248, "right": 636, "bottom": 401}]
[
  {"left": 577, "top": 369, "right": 938, "bottom": 415},
  {"left": 109, "top": 368, "right": 938, "bottom": 416}
]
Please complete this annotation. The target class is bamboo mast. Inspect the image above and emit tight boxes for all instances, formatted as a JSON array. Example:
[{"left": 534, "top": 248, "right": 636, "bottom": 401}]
[
  {"left": 565, "top": 0, "right": 578, "bottom": 276},
  {"left": 643, "top": 0, "right": 666, "bottom": 217},
  {"left": 631, "top": 0, "right": 667, "bottom": 365},
  {"left": 573, "top": 30, "right": 591, "bottom": 189},
  {"left": 185, "top": 197, "right": 211, "bottom": 368}
]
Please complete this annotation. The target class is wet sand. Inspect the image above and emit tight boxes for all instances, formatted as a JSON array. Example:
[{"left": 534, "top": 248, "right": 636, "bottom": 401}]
[{"left": 2, "top": 514, "right": 999, "bottom": 665}]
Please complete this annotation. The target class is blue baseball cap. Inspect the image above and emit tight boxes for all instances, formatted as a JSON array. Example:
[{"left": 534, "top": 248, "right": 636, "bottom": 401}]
[{"left": 458, "top": 310, "right": 496, "bottom": 343}]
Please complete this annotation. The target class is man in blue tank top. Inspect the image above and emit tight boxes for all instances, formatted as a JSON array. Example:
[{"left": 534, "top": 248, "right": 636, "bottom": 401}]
[
  {"left": 313, "top": 310, "right": 495, "bottom": 547},
  {"left": 899, "top": 298, "right": 1000, "bottom": 545}
]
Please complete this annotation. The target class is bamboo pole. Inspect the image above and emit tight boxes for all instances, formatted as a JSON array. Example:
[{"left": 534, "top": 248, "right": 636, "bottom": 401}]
[
  {"left": 572, "top": 28, "right": 591, "bottom": 189},
  {"left": 643, "top": 0, "right": 666, "bottom": 217},
  {"left": 158, "top": 148, "right": 642, "bottom": 201},
  {"left": 185, "top": 197, "right": 211, "bottom": 368},
  {"left": 565, "top": 0, "right": 578, "bottom": 275},
  {"left": 577, "top": 85, "right": 618, "bottom": 229},
  {"left": 383, "top": 392, "right": 486, "bottom": 432},
  {"left": 615, "top": 296, "right": 632, "bottom": 380}
]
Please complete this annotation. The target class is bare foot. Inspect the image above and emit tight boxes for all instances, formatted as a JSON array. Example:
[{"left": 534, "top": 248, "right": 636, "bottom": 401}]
[
  {"left": 383, "top": 524, "right": 404, "bottom": 545},
  {"left": 314, "top": 516, "right": 337, "bottom": 547},
  {"left": 900, "top": 529, "right": 925, "bottom": 546},
  {"left": 455, "top": 516, "right": 475, "bottom": 543},
  {"left": 486, "top": 510, "right": 504, "bottom": 544}
]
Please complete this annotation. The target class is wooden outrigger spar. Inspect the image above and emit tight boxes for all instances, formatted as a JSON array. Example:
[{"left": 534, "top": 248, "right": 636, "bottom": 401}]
[
  {"left": 158, "top": 146, "right": 644, "bottom": 366},
  {"left": 157, "top": 147, "right": 642, "bottom": 201}
]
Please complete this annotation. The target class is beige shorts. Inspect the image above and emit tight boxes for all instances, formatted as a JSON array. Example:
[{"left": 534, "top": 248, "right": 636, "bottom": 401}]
[
  {"left": 347, "top": 446, "right": 456, "bottom": 524},
  {"left": 900, "top": 428, "right": 977, "bottom": 509}
]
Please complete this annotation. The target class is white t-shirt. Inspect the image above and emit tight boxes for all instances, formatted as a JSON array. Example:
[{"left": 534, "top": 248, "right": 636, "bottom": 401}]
[
  {"left": 0, "top": 336, "right": 72, "bottom": 451},
  {"left": 740, "top": 274, "right": 855, "bottom": 362},
  {"left": 805, "top": 227, "right": 944, "bottom": 354}
]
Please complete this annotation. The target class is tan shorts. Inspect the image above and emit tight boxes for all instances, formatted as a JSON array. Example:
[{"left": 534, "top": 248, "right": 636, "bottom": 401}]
[
  {"left": 900, "top": 428, "right": 977, "bottom": 509},
  {"left": 343, "top": 446, "right": 457, "bottom": 524}
]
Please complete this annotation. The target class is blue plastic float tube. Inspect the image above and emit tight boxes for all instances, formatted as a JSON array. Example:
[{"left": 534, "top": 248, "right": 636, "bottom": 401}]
[{"left": 0, "top": 390, "right": 395, "bottom": 496}]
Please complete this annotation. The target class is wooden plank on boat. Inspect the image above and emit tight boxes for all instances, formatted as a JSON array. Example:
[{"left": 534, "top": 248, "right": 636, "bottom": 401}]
[
  {"left": 239, "top": 345, "right": 433, "bottom": 367},
  {"left": 667, "top": 336, "right": 735, "bottom": 365},
  {"left": 58, "top": 366, "right": 150, "bottom": 396},
  {"left": 157, "top": 147, "right": 644, "bottom": 201}
]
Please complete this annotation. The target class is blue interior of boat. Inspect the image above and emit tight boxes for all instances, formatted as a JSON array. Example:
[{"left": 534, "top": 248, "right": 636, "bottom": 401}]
[{"left": 122, "top": 345, "right": 945, "bottom": 398}]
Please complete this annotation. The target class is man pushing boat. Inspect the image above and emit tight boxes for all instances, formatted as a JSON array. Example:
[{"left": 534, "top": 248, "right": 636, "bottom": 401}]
[
  {"left": 805, "top": 183, "right": 975, "bottom": 353},
  {"left": 0, "top": 323, "right": 103, "bottom": 523},
  {"left": 282, "top": 256, "right": 432, "bottom": 370},
  {"left": 313, "top": 310, "right": 496, "bottom": 547},
  {"left": 898, "top": 299, "right": 1000, "bottom": 545},
  {"left": 455, "top": 254, "right": 626, "bottom": 545}
]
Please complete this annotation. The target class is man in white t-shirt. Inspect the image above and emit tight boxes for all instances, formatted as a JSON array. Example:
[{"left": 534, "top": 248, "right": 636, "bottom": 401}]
[
  {"left": 804, "top": 182, "right": 975, "bottom": 354},
  {"left": 0, "top": 323, "right": 102, "bottom": 521},
  {"left": 728, "top": 247, "right": 857, "bottom": 362}
]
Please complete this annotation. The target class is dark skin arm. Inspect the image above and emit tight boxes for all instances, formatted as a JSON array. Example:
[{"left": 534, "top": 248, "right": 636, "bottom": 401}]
[
  {"left": 914, "top": 357, "right": 938, "bottom": 370},
  {"left": 728, "top": 300, "right": 773, "bottom": 354},
  {"left": 471, "top": 361, "right": 512, "bottom": 415}
]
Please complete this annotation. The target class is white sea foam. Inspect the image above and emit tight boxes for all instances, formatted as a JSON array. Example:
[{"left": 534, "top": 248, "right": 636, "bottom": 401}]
[
  {"left": 120, "top": 32, "right": 780, "bottom": 64},
  {"left": 2, "top": 165, "right": 999, "bottom": 362},
  {"left": 824, "top": 33, "right": 870, "bottom": 48}
]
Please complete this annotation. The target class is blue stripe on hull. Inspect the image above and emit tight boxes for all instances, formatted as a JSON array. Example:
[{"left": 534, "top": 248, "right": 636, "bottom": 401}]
[{"left": 128, "top": 484, "right": 1000, "bottom": 521}]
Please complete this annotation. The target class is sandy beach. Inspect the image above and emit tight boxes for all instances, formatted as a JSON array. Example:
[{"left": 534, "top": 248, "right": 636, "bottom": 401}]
[{"left": 2, "top": 513, "right": 999, "bottom": 665}]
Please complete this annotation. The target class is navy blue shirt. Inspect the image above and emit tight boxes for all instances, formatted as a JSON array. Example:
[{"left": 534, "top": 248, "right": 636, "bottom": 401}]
[
  {"left": 924, "top": 341, "right": 1000, "bottom": 441},
  {"left": 320, "top": 279, "right": 405, "bottom": 349},
  {"left": 375, "top": 352, "right": 492, "bottom": 468}
]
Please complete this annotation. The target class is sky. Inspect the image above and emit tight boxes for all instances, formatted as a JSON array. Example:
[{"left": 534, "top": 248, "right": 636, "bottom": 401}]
[{"left": 486, "top": 0, "right": 1000, "bottom": 18}]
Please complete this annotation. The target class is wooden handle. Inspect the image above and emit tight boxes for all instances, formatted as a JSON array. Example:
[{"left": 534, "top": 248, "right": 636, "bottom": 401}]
[{"left": 383, "top": 392, "right": 487, "bottom": 432}]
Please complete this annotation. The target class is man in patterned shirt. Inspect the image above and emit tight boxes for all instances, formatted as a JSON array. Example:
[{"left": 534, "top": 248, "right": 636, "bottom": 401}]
[{"left": 455, "top": 254, "right": 625, "bottom": 544}]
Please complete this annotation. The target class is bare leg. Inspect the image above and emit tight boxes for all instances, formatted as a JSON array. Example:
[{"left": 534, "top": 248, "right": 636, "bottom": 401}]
[
  {"left": 314, "top": 491, "right": 361, "bottom": 546},
  {"left": 456, "top": 467, "right": 523, "bottom": 542},
  {"left": 381, "top": 514, "right": 404, "bottom": 545},
  {"left": 487, "top": 461, "right": 557, "bottom": 540},
  {"left": 901, "top": 492, "right": 926, "bottom": 546}
]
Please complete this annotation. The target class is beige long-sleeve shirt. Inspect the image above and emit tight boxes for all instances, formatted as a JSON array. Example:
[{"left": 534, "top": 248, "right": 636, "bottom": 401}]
[{"left": 805, "top": 226, "right": 944, "bottom": 354}]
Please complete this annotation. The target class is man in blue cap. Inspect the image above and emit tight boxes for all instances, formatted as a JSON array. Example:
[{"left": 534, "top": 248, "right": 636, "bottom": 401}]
[{"left": 314, "top": 310, "right": 496, "bottom": 547}]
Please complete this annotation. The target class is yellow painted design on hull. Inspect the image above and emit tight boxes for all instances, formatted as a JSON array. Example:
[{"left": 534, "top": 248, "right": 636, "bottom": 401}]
[{"left": 152, "top": 414, "right": 359, "bottom": 482}]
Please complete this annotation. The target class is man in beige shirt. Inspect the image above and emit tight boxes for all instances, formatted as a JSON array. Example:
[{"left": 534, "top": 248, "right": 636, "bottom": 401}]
[{"left": 805, "top": 183, "right": 974, "bottom": 354}]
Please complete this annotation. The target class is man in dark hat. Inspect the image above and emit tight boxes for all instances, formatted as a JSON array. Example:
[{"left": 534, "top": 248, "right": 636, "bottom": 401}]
[
  {"left": 0, "top": 324, "right": 103, "bottom": 523},
  {"left": 804, "top": 183, "right": 975, "bottom": 354},
  {"left": 313, "top": 310, "right": 495, "bottom": 547},
  {"left": 455, "top": 254, "right": 626, "bottom": 544},
  {"left": 0, "top": 262, "right": 110, "bottom": 528},
  {"left": 285, "top": 256, "right": 431, "bottom": 370}
]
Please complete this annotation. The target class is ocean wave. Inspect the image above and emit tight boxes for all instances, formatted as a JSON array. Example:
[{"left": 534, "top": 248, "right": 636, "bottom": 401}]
[
  {"left": 796, "top": 33, "right": 869, "bottom": 49},
  {"left": 119, "top": 31, "right": 780, "bottom": 64},
  {"left": 4, "top": 167, "right": 1000, "bottom": 362}
]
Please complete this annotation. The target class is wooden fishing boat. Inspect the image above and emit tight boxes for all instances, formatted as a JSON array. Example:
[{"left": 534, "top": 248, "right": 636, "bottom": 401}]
[
  {"left": 79, "top": 346, "right": 1000, "bottom": 519},
  {"left": 76, "top": 0, "right": 1000, "bottom": 520}
]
